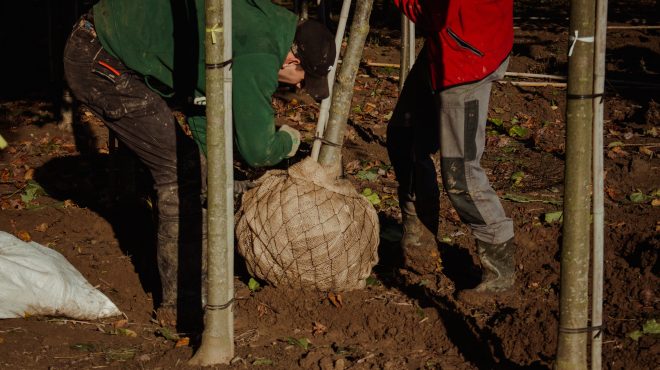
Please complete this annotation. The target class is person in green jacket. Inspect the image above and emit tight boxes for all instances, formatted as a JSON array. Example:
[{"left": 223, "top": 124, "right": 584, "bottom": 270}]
[{"left": 63, "top": 0, "right": 335, "bottom": 328}]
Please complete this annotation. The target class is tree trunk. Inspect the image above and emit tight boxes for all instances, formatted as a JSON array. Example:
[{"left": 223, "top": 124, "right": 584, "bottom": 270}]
[
  {"left": 556, "top": 0, "right": 595, "bottom": 369},
  {"left": 189, "top": 0, "right": 234, "bottom": 365},
  {"left": 318, "top": 0, "right": 375, "bottom": 170}
]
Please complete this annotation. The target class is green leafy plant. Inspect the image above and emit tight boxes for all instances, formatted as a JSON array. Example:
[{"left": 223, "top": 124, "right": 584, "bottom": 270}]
[
  {"left": 356, "top": 169, "right": 379, "bottom": 181},
  {"left": 544, "top": 211, "right": 563, "bottom": 224},
  {"left": 365, "top": 276, "right": 380, "bottom": 286},
  {"left": 248, "top": 277, "right": 261, "bottom": 292},
  {"left": 510, "top": 171, "right": 525, "bottom": 186},
  {"left": 629, "top": 191, "right": 651, "bottom": 203},
  {"left": 253, "top": 358, "right": 274, "bottom": 366},
  {"left": 361, "top": 188, "right": 381, "bottom": 206},
  {"left": 287, "top": 337, "right": 311, "bottom": 351},
  {"left": 20, "top": 181, "right": 46, "bottom": 205},
  {"left": 508, "top": 125, "right": 529, "bottom": 138},
  {"left": 488, "top": 117, "right": 504, "bottom": 127},
  {"left": 156, "top": 327, "right": 180, "bottom": 341},
  {"left": 628, "top": 319, "right": 660, "bottom": 341}
]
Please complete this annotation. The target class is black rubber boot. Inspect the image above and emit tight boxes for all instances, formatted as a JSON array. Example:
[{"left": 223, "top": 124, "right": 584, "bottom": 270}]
[
  {"left": 154, "top": 180, "right": 206, "bottom": 329},
  {"left": 458, "top": 238, "right": 515, "bottom": 303},
  {"left": 400, "top": 201, "right": 441, "bottom": 275},
  {"left": 154, "top": 183, "right": 182, "bottom": 327}
]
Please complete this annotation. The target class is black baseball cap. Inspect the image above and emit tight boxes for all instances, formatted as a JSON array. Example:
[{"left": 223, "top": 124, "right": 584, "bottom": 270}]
[{"left": 292, "top": 20, "right": 336, "bottom": 101}]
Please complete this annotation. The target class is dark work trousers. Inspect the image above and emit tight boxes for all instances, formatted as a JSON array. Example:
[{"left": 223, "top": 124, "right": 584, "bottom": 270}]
[
  {"left": 387, "top": 51, "right": 514, "bottom": 245},
  {"left": 63, "top": 16, "right": 205, "bottom": 326}
]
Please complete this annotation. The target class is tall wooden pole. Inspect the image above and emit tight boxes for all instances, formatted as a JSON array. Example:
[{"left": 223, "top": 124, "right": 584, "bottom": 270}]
[
  {"left": 591, "top": 0, "right": 608, "bottom": 368},
  {"left": 189, "top": 0, "right": 234, "bottom": 365},
  {"left": 318, "top": 0, "right": 374, "bottom": 169},
  {"left": 556, "top": 0, "right": 595, "bottom": 368}
]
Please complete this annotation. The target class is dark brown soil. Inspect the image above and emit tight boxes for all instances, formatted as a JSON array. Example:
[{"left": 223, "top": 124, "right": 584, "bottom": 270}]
[{"left": 1, "top": 1, "right": 658, "bottom": 369}]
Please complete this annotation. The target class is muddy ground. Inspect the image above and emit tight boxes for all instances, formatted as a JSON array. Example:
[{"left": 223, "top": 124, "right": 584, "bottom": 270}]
[{"left": 0, "top": 1, "right": 659, "bottom": 369}]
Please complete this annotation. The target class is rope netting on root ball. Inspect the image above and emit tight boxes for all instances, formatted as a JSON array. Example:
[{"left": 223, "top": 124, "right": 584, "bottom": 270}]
[{"left": 236, "top": 157, "right": 379, "bottom": 291}]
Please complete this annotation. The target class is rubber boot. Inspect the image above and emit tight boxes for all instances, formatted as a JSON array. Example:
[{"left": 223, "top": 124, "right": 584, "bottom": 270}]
[
  {"left": 458, "top": 238, "right": 515, "bottom": 304},
  {"left": 154, "top": 182, "right": 206, "bottom": 329},
  {"left": 154, "top": 183, "right": 182, "bottom": 327},
  {"left": 400, "top": 200, "right": 441, "bottom": 275}
]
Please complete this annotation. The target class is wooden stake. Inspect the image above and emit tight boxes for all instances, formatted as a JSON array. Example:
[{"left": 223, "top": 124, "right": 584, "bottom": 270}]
[
  {"left": 607, "top": 25, "right": 660, "bottom": 30},
  {"left": 497, "top": 81, "right": 567, "bottom": 88},
  {"left": 311, "top": 0, "right": 352, "bottom": 162},
  {"left": 591, "top": 0, "right": 608, "bottom": 368}
]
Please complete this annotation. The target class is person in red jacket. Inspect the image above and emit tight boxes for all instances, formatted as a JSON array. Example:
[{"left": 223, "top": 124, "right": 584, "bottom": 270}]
[{"left": 387, "top": 0, "right": 515, "bottom": 302}]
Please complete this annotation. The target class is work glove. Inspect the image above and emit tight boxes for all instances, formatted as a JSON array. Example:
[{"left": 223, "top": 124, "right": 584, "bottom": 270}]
[{"left": 278, "top": 124, "right": 301, "bottom": 158}]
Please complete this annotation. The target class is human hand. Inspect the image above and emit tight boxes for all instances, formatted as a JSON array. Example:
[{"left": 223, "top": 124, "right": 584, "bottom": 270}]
[{"left": 279, "top": 125, "right": 301, "bottom": 158}]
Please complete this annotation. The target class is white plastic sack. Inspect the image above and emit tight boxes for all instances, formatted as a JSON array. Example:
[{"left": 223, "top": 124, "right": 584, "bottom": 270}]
[{"left": 0, "top": 231, "right": 121, "bottom": 320}]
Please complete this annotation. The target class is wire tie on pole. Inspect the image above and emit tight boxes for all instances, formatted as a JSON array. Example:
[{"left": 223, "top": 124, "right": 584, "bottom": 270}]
[
  {"left": 568, "top": 30, "right": 595, "bottom": 56},
  {"left": 566, "top": 92, "right": 605, "bottom": 103},
  {"left": 206, "top": 297, "right": 235, "bottom": 311},
  {"left": 206, "top": 59, "right": 233, "bottom": 70},
  {"left": 558, "top": 325, "right": 603, "bottom": 337},
  {"left": 313, "top": 136, "right": 342, "bottom": 148}
]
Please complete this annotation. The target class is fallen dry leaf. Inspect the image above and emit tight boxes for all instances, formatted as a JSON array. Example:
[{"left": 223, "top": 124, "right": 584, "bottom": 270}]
[
  {"left": 114, "top": 328, "right": 137, "bottom": 337},
  {"left": 23, "top": 168, "right": 34, "bottom": 181},
  {"left": 605, "top": 186, "right": 619, "bottom": 200},
  {"left": 63, "top": 199, "right": 76, "bottom": 208},
  {"left": 639, "top": 146, "right": 654, "bottom": 157},
  {"left": 34, "top": 223, "right": 48, "bottom": 232},
  {"left": 328, "top": 292, "right": 343, "bottom": 308},
  {"left": 312, "top": 322, "right": 327, "bottom": 336},
  {"left": 607, "top": 146, "right": 629, "bottom": 159},
  {"left": 8, "top": 199, "right": 25, "bottom": 210},
  {"left": 257, "top": 302, "right": 272, "bottom": 317},
  {"left": 113, "top": 319, "right": 129, "bottom": 328},
  {"left": 1, "top": 168, "right": 11, "bottom": 182},
  {"left": 16, "top": 230, "right": 31, "bottom": 242},
  {"left": 61, "top": 143, "right": 77, "bottom": 153},
  {"left": 652, "top": 198, "right": 660, "bottom": 207},
  {"left": 344, "top": 160, "right": 361, "bottom": 174},
  {"left": 175, "top": 337, "right": 190, "bottom": 347}
]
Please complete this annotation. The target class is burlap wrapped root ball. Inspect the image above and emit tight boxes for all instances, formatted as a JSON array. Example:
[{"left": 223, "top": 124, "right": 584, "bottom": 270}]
[{"left": 236, "top": 157, "right": 379, "bottom": 291}]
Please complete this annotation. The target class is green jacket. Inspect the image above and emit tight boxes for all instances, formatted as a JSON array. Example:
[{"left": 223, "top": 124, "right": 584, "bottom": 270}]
[{"left": 93, "top": 0, "right": 297, "bottom": 167}]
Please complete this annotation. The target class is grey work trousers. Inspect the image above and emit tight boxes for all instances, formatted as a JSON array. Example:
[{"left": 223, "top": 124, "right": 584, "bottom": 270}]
[{"left": 387, "top": 52, "right": 514, "bottom": 244}]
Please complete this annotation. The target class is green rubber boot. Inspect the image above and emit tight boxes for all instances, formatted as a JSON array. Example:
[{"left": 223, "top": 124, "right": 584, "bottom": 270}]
[{"left": 458, "top": 238, "right": 515, "bottom": 303}]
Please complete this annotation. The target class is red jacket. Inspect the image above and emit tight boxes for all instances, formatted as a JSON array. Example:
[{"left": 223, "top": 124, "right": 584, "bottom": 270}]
[{"left": 395, "top": 0, "right": 513, "bottom": 90}]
